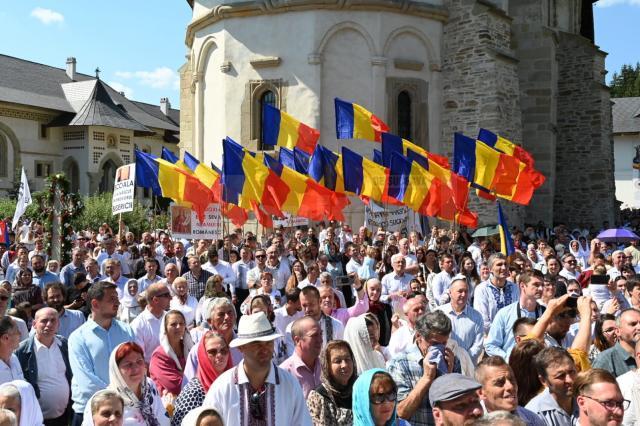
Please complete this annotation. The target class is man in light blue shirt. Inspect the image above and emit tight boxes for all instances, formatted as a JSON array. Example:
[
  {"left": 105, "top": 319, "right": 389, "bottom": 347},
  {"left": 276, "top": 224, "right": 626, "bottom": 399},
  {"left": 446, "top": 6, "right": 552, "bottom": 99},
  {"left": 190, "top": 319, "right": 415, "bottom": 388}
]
[
  {"left": 31, "top": 255, "right": 59, "bottom": 289},
  {"left": 381, "top": 253, "right": 414, "bottom": 303},
  {"left": 60, "top": 248, "right": 88, "bottom": 287},
  {"left": 485, "top": 270, "right": 545, "bottom": 359},
  {"left": 68, "top": 281, "right": 135, "bottom": 425},
  {"left": 473, "top": 253, "right": 520, "bottom": 334},
  {"left": 430, "top": 253, "right": 456, "bottom": 309},
  {"left": 438, "top": 277, "right": 484, "bottom": 364}
]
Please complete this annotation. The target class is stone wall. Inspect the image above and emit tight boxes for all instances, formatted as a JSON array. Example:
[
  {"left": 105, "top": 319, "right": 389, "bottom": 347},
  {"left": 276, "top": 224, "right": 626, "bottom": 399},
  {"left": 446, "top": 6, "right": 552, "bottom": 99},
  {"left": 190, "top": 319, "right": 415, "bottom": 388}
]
[
  {"left": 509, "top": 0, "right": 558, "bottom": 226},
  {"left": 179, "top": 60, "right": 194, "bottom": 155},
  {"left": 554, "top": 32, "right": 616, "bottom": 227},
  {"left": 440, "top": 0, "right": 524, "bottom": 226}
]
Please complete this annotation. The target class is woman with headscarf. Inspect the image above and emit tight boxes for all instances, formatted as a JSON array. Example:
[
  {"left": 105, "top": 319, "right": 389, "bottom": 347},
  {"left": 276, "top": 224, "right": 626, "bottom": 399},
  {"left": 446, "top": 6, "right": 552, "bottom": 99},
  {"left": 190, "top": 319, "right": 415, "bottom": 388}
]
[
  {"left": 0, "top": 379, "right": 43, "bottom": 426},
  {"left": 82, "top": 342, "right": 168, "bottom": 425},
  {"left": 171, "top": 332, "right": 232, "bottom": 426},
  {"left": 352, "top": 369, "right": 407, "bottom": 426},
  {"left": 569, "top": 239, "right": 590, "bottom": 270},
  {"left": 180, "top": 407, "right": 224, "bottom": 426},
  {"left": 117, "top": 279, "right": 142, "bottom": 324},
  {"left": 170, "top": 277, "right": 198, "bottom": 329},
  {"left": 343, "top": 314, "right": 386, "bottom": 374},
  {"left": 149, "top": 310, "right": 194, "bottom": 397},
  {"left": 307, "top": 340, "right": 357, "bottom": 426}
]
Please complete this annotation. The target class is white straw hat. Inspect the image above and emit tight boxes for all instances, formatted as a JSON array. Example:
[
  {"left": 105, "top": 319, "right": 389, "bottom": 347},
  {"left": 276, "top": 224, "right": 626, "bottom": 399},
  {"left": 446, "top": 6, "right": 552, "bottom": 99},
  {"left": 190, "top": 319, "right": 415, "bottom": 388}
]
[{"left": 229, "top": 312, "right": 282, "bottom": 348}]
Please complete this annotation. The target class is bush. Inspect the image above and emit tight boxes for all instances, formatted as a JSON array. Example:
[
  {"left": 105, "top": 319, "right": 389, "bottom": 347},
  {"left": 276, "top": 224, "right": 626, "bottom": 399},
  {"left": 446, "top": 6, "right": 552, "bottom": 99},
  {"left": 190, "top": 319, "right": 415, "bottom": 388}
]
[
  {"left": 71, "top": 194, "right": 168, "bottom": 238},
  {"left": 0, "top": 192, "right": 46, "bottom": 222}
]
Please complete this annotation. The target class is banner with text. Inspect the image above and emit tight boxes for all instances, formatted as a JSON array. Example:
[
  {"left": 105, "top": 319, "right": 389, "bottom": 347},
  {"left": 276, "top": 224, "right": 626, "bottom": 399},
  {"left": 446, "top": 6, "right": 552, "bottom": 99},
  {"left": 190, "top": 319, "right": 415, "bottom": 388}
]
[
  {"left": 112, "top": 164, "right": 136, "bottom": 215},
  {"left": 272, "top": 212, "right": 309, "bottom": 228},
  {"left": 170, "top": 203, "right": 223, "bottom": 240},
  {"left": 364, "top": 201, "right": 409, "bottom": 233}
]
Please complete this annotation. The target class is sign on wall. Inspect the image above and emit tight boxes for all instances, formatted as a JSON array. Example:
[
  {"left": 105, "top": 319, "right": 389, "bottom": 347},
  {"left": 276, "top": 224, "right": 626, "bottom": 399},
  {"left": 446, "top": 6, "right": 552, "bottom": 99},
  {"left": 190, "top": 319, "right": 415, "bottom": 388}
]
[{"left": 112, "top": 164, "right": 136, "bottom": 215}]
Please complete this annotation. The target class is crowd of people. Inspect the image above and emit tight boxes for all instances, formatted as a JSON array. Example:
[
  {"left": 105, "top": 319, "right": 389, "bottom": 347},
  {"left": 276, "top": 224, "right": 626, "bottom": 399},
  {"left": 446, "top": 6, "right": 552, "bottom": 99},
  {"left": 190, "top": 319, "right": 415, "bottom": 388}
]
[{"left": 0, "top": 217, "right": 639, "bottom": 425}]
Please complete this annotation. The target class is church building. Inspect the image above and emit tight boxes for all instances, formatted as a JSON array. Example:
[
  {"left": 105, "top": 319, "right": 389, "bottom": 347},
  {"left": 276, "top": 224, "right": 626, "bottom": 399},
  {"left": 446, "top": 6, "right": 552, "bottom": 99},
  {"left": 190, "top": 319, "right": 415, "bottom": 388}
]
[{"left": 180, "top": 0, "right": 616, "bottom": 228}]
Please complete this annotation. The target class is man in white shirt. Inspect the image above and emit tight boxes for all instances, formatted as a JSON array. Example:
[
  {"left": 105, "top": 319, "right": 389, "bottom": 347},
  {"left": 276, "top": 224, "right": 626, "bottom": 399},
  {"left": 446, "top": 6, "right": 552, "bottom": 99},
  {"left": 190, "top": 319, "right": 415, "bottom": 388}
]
[
  {"left": 203, "top": 312, "right": 312, "bottom": 426},
  {"left": 388, "top": 295, "right": 427, "bottom": 357},
  {"left": 130, "top": 283, "right": 171, "bottom": 363},
  {"left": 0, "top": 316, "right": 24, "bottom": 384},
  {"left": 381, "top": 253, "right": 414, "bottom": 306},
  {"left": 559, "top": 254, "right": 580, "bottom": 281},
  {"left": 232, "top": 247, "right": 255, "bottom": 305},
  {"left": 398, "top": 238, "right": 419, "bottom": 274},
  {"left": 264, "top": 245, "right": 291, "bottom": 294},
  {"left": 274, "top": 288, "right": 303, "bottom": 335},
  {"left": 202, "top": 248, "right": 236, "bottom": 294},
  {"left": 16, "top": 307, "right": 71, "bottom": 424},
  {"left": 96, "top": 238, "right": 130, "bottom": 276}
]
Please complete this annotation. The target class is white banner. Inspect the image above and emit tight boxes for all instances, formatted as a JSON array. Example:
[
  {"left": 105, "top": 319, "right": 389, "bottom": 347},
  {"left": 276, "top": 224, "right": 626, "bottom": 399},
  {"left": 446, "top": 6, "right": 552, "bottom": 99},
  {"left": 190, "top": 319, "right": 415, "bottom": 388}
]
[
  {"left": 272, "top": 212, "right": 309, "bottom": 228},
  {"left": 12, "top": 168, "right": 32, "bottom": 229},
  {"left": 364, "top": 201, "right": 409, "bottom": 232},
  {"left": 170, "top": 203, "right": 223, "bottom": 240},
  {"left": 112, "top": 164, "right": 136, "bottom": 215}
]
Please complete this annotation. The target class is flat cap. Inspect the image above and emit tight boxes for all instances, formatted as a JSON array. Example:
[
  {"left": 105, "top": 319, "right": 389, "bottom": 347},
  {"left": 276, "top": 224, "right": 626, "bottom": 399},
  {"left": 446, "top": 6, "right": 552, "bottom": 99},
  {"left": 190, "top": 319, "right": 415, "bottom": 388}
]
[{"left": 429, "top": 373, "right": 482, "bottom": 408}]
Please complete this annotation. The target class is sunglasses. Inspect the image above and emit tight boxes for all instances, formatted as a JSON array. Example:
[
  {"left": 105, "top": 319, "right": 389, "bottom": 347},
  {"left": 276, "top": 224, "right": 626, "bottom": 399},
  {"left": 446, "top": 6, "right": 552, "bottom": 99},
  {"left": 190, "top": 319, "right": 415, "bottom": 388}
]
[
  {"left": 207, "top": 348, "right": 229, "bottom": 357},
  {"left": 370, "top": 390, "right": 397, "bottom": 404},
  {"left": 255, "top": 254, "right": 266, "bottom": 259},
  {"left": 249, "top": 389, "right": 266, "bottom": 420}
]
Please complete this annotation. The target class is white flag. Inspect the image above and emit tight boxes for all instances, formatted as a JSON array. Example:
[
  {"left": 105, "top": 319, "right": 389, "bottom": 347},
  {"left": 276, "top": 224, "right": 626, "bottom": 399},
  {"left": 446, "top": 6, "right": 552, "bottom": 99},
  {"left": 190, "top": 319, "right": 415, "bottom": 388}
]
[{"left": 12, "top": 168, "right": 32, "bottom": 230}]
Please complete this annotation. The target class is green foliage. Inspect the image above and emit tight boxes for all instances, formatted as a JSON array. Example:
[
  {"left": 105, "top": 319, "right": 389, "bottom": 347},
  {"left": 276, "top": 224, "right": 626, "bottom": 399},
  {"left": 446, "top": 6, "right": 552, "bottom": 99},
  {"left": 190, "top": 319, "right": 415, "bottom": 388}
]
[
  {"left": 610, "top": 63, "right": 640, "bottom": 98},
  {"left": 71, "top": 193, "right": 168, "bottom": 238}
]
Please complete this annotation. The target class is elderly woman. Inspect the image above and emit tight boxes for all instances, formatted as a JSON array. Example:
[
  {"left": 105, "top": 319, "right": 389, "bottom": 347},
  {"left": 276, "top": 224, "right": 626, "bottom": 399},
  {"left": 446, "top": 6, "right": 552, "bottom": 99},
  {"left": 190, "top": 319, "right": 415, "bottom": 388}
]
[
  {"left": 344, "top": 314, "right": 387, "bottom": 373},
  {"left": 149, "top": 310, "right": 194, "bottom": 397},
  {"left": 307, "top": 340, "right": 357, "bottom": 426},
  {"left": 0, "top": 379, "right": 44, "bottom": 426},
  {"left": 83, "top": 342, "right": 168, "bottom": 425},
  {"left": 352, "top": 369, "right": 407, "bottom": 426},
  {"left": 117, "top": 280, "right": 142, "bottom": 324},
  {"left": 170, "top": 277, "right": 198, "bottom": 329},
  {"left": 171, "top": 332, "right": 232, "bottom": 425},
  {"left": 84, "top": 389, "right": 125, "bottom": 426}
]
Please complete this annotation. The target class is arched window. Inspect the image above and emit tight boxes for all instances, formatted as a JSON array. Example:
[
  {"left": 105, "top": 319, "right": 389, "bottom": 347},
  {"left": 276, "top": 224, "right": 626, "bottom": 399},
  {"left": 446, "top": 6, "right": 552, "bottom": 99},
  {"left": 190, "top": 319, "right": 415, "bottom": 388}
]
[
  {"left": 397, "top": 91, "right": 412, "bottom": 140},
  {"left": 0, "top": 134, "right": 7, "bottom": 177},
  {"left": 64, "top": 159, "right": 80, "bottom": 193},
  {"left": 99, "top": 160, "right": 118, "bottom": 193},
  {"left": 259, "top": 90, "right": 276, "bottom": 150}
]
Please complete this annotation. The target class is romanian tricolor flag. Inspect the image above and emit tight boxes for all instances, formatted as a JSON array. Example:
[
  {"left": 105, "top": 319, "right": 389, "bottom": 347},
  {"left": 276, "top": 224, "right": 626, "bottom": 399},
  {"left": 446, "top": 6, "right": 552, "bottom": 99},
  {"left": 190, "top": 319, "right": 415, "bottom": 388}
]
[
  {"left": 309, "top": 145, "right": 347, "bottom": 193},
  {"left": 389, "top": 152, "right": 478, "bottom": 227},
  {"left": 478, "top": 128, "right": 534, "bottom": 167},
  {"left": 381, "top": 134, "right": 470, "bottom": 211},
  {"left": 498, "top": 202, "right": 515, "bottom": 255},
  {"left": 453, "top": 133, "right": 544, "bottom": 205},
  {"left": 263, "top": 154, "right": 346, "bottom": 221},
  {"left": 262, "top": 104, "right": 319, "bottom": 155},
  {"left": 279, "top": 147, "right": 311, "bottom": 175},
  {"left": 134, "top": 150, "right": 213, "bottom": 222},
  {"left": 183, "top": 151, "right": 222, "bottom": 203},
  {"left": 342, "top": 147, "right": 390, "bottom": 203},
  {"left": 335, "top": 98, "right": 389, "bottom": 142},
  {"left": 222, "top": 137, "right": 289, "bottom": 218},
  {"left": 161, "top": 147, "right": 179, "bottom": 163}
]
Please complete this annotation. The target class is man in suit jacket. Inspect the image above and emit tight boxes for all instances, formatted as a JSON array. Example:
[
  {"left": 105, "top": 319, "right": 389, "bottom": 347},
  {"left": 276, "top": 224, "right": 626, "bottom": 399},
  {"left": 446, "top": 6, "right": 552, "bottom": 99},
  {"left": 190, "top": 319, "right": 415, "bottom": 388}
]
[{"left": 16, "top": 307, "right": 73, "bottom": 426}]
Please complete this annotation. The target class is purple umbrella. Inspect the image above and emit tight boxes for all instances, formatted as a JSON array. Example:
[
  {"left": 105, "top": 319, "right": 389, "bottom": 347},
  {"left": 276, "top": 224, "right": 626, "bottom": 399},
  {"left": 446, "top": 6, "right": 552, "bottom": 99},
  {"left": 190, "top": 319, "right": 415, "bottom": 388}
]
[{"left": 596, "top": 228, "right": 640, "bottom": 243}]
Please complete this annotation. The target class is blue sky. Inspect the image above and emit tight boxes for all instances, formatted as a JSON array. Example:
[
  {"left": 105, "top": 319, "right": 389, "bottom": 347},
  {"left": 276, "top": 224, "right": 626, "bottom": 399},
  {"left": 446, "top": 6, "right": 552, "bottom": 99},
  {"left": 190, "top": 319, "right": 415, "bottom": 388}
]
[{"left": 0, "top": 1, "right": 638, "bottom": 108}]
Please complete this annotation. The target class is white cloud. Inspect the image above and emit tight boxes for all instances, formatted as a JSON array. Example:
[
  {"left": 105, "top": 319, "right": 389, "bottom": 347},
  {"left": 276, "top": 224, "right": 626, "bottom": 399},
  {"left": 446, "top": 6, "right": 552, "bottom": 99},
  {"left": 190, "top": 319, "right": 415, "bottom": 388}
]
[
  {"left": 596, "top": 0, "right": 640, "bottom": 7},
  {"left": 115, "top": 67, "right": 179, "bottom": 90},
  {"left": 107, "top": 82, "right": 134, "bottom": 99},
  {"left": 30, "top": 7, "right": 64, "bottom": 24}
]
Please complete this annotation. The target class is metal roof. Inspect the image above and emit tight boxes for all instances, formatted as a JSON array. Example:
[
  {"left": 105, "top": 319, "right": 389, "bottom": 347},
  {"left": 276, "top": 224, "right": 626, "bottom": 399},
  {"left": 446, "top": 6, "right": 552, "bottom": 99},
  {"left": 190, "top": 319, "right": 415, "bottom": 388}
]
[{"left": 612, "top": 97, "right": 640, "bottom": 134}]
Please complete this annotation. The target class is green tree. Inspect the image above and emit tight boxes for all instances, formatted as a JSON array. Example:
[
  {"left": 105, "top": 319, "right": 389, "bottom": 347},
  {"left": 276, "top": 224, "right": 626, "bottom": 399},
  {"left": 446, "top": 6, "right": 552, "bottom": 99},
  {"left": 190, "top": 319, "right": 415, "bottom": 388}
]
[{"left": 610, "top": 63, "right": 640, "bottom": 98}]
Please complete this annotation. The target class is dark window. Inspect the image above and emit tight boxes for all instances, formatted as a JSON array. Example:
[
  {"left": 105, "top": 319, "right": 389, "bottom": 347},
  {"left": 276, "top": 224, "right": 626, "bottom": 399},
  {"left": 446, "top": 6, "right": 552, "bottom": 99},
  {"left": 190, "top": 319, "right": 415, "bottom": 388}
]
[
  {"left": 259, "top": 91, "right": 276, "bottom": 150},
  {"left": 397, "top": 91, "right": 412, "bottom": 140},
  {"left": 40, "top": 124, "right": 48, "bottom": 139},
  {"left": 35, "top": 162, "right": 52, "bottom": 178}
]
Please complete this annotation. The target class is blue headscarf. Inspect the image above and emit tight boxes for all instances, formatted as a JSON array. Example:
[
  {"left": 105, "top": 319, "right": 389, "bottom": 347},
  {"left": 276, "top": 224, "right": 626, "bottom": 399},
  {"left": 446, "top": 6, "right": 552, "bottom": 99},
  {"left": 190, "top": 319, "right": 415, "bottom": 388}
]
[{"left": 352, "top": 368, "right": 398, "bottom": 426}]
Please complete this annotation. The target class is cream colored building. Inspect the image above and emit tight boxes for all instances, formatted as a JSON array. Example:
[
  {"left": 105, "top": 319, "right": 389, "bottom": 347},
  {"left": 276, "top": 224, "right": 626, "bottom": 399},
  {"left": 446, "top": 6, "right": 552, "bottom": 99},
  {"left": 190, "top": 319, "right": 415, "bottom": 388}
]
[
  {"left": 0, "top": 55, "right": 180, "bottom": 198},
  {"left": 612, "top": 97, "right": 640, "bottom": 209}
]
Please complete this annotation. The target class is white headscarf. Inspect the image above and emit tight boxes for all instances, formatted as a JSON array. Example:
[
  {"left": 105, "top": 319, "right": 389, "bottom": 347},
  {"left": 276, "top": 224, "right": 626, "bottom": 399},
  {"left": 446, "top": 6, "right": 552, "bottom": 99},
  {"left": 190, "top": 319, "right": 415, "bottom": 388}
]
[
  {"left": 120, "top": 279, "right": 140, "bottom": 309},
  {"left": 160, "top": 310, "right": 194, "bottom": 371},
  {"left": 343, "top": 314, "right": 385, "bottom": 374},
  {"left": 181, "top": 407, "right": 221, "bottom": 426},
  {"left": 0, "top": 380, "right": 43, "bottom": 426}
]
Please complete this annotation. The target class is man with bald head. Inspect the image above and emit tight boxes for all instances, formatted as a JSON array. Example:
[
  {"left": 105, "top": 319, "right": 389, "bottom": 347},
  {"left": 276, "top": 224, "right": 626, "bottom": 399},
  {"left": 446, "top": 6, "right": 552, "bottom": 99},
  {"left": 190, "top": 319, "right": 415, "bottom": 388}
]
[
  {"left": 130, "top": 282, "right": 171, "bottom": 363},
  {"left": 593, "top": 308, "right": 640, "bottom": 377},
  {"left": 16, "top": 307, "right": 73, "bottom": 425},
  {"left": 279, "top": 316, "right": 322, "bottom": 398}
]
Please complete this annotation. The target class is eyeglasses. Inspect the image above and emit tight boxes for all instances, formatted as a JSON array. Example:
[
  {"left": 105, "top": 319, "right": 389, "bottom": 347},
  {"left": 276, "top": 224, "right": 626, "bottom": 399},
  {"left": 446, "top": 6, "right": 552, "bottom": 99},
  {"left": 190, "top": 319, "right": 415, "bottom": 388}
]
[
  {"left": 565, "top": 260, "right": 577, "bottom": 264},
  {"left": 207, "top": 348, "right": 229, "bottom": 357},
  {"left": 370, "top": 390, "right": 397, "bottom": 404},
  {"left": 582, "top": 395, "right": 630, "bottom": 411},
  {"left": 249, "top": 389, "right": 266, "bottom": 420}
]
